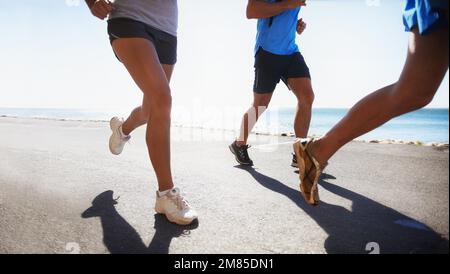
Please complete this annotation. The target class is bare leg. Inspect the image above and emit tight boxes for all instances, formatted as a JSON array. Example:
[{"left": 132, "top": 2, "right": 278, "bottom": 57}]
[
  {"left": 237, "top": 93, "right": 273, "bottom": 146},
  {"left": 311, "top": 28, "right": 449, "bottom": 167},
  {"left": 288, "top": 77, "right": 315, "bottom": 138},
  {"left": 112, "top": 38, "right": 174, "bottom": 191},
  {"left": 121, "top": 104, "right": 148, "bottom": 136},
  {"left": 122, "top": 65, "right": 174, "bottom": 135}
]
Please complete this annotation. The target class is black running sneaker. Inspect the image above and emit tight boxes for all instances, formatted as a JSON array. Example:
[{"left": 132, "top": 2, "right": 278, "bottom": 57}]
[
  {"left": 229, "top": 141, "right": 254, "bottom": 166},
  {"left": 291, "top": 153, "right": 298, "bottom": 168}
]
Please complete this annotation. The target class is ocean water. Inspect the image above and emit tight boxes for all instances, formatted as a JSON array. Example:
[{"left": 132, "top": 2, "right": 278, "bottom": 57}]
[
  {"left": 276, "top": 108, "right": 449, "bottom": 143},
  {"left": 0, "top": 107, "right": 448, "bottom": 143}
]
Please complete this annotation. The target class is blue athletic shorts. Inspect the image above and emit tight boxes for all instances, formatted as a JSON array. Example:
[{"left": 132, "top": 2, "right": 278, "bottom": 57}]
[{"left": 403, "top": 0, "right": 449, "bottom": 35}]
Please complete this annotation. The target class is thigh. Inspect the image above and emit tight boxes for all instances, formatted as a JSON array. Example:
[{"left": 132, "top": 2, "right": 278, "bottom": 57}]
[
  {"left": 253, "top": 49, "right": 284, "bottom": 94},
  {"left": 253, "top": 92, "right": 273, "bottom": 107},
  {"left": 141, "top": 64, "right": 174, "bottom": 117},
  {"left": 253, "top": 67, "right": 280, "bottom": 94},
  {"left": 162, "top": 64, "right": 175, "bottom": 83},
  {"left": 112, "top": 38, "right": 170, "bottom": 99},
  {"left": 287, "top": 77, "right": 313, "bottom": 99},
  {"left": 395, "top": 28, "right": 449, "bottom": 98}
]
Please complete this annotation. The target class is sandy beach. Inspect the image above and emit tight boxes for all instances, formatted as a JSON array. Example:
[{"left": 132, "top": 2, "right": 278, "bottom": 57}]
[{"left": 0, "top": 117, "right": 448, "bottom": 254}]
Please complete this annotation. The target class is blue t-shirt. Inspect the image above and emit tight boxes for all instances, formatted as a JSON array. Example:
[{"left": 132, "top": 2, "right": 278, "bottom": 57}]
[{"left": 255, "top": 2, "right": 300, "bottom": 56}]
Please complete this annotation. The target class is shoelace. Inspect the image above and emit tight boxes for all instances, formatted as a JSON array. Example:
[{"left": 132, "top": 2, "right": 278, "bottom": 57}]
[
  {"left": 238, "top": 145, "right": 251, "bottom": 161},
  {"left": 170, "top": 193, "right": 190, "bottom": 210}
]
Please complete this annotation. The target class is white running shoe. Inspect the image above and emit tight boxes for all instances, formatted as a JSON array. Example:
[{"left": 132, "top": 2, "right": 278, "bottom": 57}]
[
  {"left": 109, "top": 117, "right": 131, "bottom": 155},
  {"left": 155, "top": 188, "right": 198, "bottom": 225}
]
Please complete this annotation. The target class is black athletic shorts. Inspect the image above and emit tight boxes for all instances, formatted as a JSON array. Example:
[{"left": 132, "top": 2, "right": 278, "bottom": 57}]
[
  {"left": 107, "top": 17, "right": 177, "bottom": 65},
  {"left": 253, "top": 47, "right": 311, "bottom": 94}
]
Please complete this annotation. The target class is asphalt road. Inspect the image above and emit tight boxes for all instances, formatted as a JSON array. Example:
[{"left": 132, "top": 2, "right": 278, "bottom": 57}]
[{"left": 0, "top": 117, "right": 448, "bottom": 254}]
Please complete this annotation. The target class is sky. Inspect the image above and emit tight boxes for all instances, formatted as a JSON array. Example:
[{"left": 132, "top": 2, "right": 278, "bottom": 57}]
[{"left": 0, "top": 0, "right": 448, "bottom": 112}]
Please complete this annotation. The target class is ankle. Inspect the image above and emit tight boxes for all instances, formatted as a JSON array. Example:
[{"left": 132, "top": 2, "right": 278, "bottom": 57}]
[
  {"left": 310, "top": 138, "right": 328, "bottom": 167},
  {"left": 158, "top": 185, "right": 175, "bottom": 196},
  {"left": 120, "top": 124, "right": 131, "bottom": 137},
  {"left": 158, "top": 182, "right": 175, "bottom": 193},
  {"left": 235, "top": 140, "right": 247, "bottom": 147},
  {"left": 158, "top": 187, "right": 174, "bottom": 197}
]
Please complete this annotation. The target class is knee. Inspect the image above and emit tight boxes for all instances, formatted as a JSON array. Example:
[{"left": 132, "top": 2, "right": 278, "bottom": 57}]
[
  {"left": 155, "top": 93, "right": 172, "bottom": 114},
  {"left": 298, "top": 88, "right": 315, "bottom": 106},
  {"left": 406, "top": 94, "right": 434, "bottom": 111},
  {"left": 140, "top": 106, "right": 150, "bottom": 123},
  {"left": 392, "top": 86, "right": 435, "bottom": 112},
  {"left": 253, "top": 96, "right": 272, "bottom": 109},
  {"left": 146, "top": 93, "right": 172, "bottom": 120}
]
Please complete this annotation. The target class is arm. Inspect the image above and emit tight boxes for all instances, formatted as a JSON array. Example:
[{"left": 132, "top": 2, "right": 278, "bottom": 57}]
[
  {"left": 85, "top": 0, "right": 115, "bottom": 20},
  {"left": 246, "top": 0, "right": 306, "bottom": 19},
  {"left": 85, "top": 0, "right": 95, "bottom": 9}
]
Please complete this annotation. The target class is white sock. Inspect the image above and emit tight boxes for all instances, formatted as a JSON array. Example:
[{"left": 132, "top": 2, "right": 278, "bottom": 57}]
[
  {"left": 119, "top": 125, "right": 129, "bottom": 138},
  {"left": 158, "top": 188, "right": 173, "bottom": 197}
]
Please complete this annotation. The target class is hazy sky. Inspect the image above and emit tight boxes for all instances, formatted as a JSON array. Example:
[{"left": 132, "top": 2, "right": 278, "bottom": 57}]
[{"left": 0, "top": 0, "right": 448, "bottom": 112}]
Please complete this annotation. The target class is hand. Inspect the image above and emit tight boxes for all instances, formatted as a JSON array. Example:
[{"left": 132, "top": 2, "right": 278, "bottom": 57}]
[
  {"left": 283, "top": 0, "right": 307, "bottom": 10},
  {"left": 297, "top": 18, "right": 307, "bottom": 35},
  {"left": 90, "top": 0, "right": 115, "bottom": 20}
]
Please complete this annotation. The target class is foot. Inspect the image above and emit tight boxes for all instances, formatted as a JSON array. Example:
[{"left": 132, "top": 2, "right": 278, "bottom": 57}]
[
  {"left": 229, "top": 141, "right": 254, "bottom": 166},
  {"left": 291, "top": 153, "right": 298, "bottom": 168},
  {"left": 307, "top": 138, "right": 329, "bottom": 169},
  {"left": 293, "top": 138, "right": 325, "bottom": 206},
  {"left": 155, "top": 187, "right": 198, "bottom": 225},
  {"left": 109, "top": 117, "right": 131, "bottom": 155}
]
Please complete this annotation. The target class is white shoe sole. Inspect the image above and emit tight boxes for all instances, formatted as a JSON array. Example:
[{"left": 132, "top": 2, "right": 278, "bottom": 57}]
[{"left": 155, "top": 207, "right": 197, "bottom": 226}]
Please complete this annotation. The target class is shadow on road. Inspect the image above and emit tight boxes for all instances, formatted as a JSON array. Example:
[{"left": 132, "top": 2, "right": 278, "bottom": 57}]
[
  {"left": 82, "top": 191, "right": 199, "bottom": 254},
  {"left": 236, "top": 166, "right": 449, "bottom": 254}
]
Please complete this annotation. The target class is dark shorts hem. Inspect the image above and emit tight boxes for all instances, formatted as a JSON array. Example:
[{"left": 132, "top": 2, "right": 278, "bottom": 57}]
[
  {"left": 253, "top": 48, "right": 311, "bottom": 94},
  {"left": 107, "top": 17, "right": 177, "bottom": 65}
]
